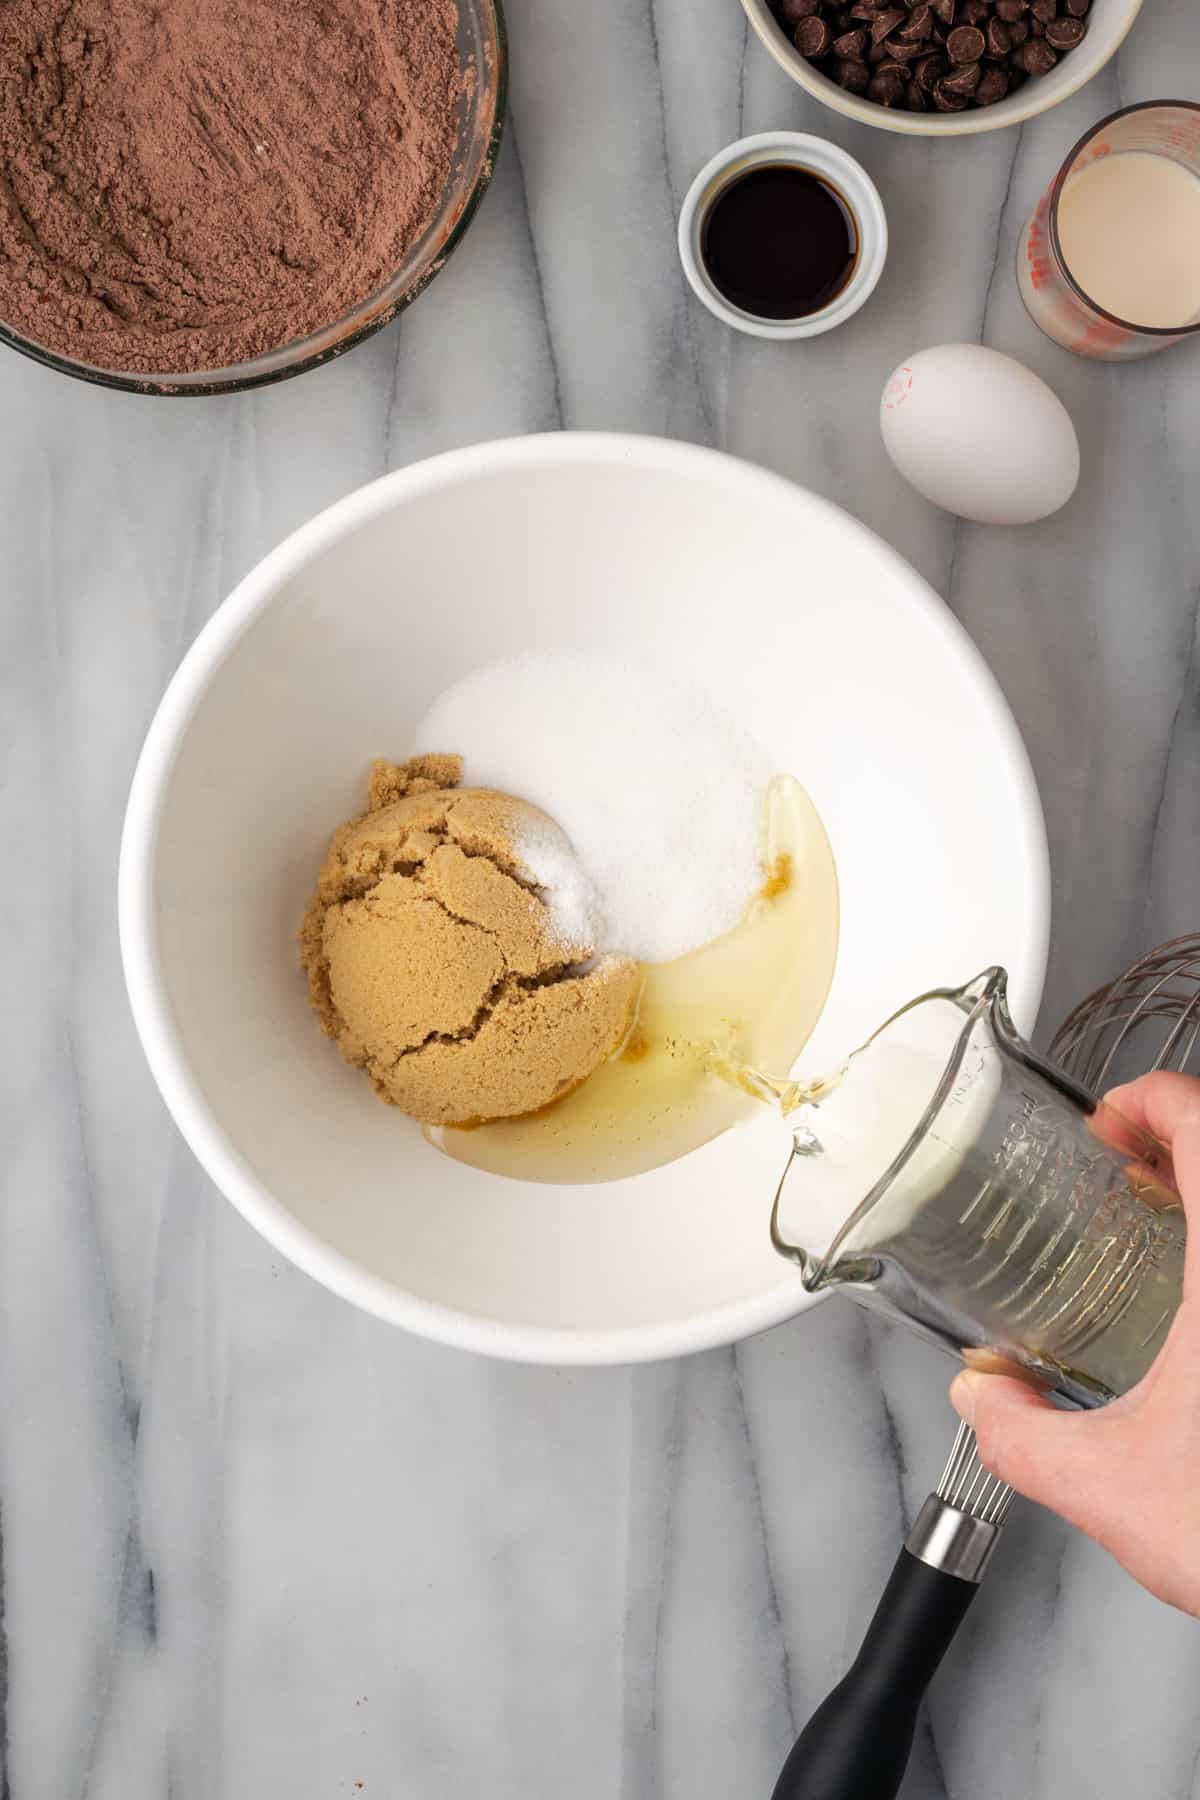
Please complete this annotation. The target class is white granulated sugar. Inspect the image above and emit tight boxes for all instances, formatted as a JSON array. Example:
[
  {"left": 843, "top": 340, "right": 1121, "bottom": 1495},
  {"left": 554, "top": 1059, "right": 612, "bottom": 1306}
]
[
  {"left": 515, "top": 808, "right": 604, "bottom": 953},
  {"left": 413, "top": 652, "right": 770, "bottom": 963}
]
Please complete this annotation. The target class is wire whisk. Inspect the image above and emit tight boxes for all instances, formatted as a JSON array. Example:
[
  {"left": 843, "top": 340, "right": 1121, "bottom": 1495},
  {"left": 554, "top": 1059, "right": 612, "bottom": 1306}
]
[
  {"left": 769, "top": 937, "right": 1200, "bottom": 1800},
  {"left": 1049, "top": 934, "right": 1200, "bottom": 1091}
]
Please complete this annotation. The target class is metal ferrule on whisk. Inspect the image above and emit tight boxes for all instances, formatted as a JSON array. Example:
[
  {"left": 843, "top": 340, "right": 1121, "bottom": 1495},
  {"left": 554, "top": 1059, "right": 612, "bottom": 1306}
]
[{"left": 905, "top": 1422, "right": 1015, "bottom": 1584}]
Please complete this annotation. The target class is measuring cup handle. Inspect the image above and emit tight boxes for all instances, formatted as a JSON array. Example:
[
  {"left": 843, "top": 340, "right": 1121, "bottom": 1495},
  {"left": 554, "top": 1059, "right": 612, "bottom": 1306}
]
[{"left": 769, "top": 1546, "right": 977, "bottom": 1800}]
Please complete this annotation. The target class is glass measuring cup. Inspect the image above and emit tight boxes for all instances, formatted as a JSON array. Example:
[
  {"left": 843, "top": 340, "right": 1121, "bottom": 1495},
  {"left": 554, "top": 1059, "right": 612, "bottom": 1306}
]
[
  {"left": 1018, "top": 101, "right": 1200, "bottom": 360},
  {"left": 772, "top": 968, "right": 1184, "bottom": 1407}
]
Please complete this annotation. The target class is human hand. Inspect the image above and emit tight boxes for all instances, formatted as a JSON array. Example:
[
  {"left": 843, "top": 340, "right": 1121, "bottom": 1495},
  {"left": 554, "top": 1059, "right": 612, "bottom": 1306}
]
[{"left": 950, "top": 1071, "right": 1200, "bottom": 1617}]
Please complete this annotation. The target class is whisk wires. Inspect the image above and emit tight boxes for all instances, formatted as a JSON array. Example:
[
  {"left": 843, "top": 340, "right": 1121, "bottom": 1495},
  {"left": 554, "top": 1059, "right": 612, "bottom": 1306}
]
[
  {"left": 1048, "top": 935, "right": 1200, "bottom": 1092},
  {"left": 935, "top": 1420, "right": 1016, "bottom": 1526}
]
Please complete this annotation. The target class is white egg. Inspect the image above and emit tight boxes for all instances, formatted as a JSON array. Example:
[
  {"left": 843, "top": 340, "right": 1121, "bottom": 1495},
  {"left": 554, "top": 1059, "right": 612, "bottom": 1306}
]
[{"left": 880, "top": 344, "right": 1080, "bottom": 526}]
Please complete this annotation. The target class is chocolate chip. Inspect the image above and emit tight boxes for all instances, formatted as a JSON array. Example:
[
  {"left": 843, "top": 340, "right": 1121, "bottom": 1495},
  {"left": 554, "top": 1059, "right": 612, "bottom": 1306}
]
[
  {"left": 897, "top": 3, "right": 933, "bottom": 40},
  {"left": 914, "top": 48, "right": 947, "bottom": 86},
  {"left": 833, "top": 54, "right": 871, "bottom": 88},
  {"left": 1063, "top": 0, "right": 1090, "bottom": 14},
  {"left": 868, "top": 37, "right": 889, "bottom": 58},
  {"left": 832, "top": 25, "right": 869, "bottom": 54},
  {"left": 994, "top": 0, "right": 1026, "bottom": 16},
  {"left": 946, "top": 22, "right": 984, "bottom": 59},
  {"left": 1044, "top": 13, "right": 1085, "bottom": 47},
  {"left": 959, "top": 0, "right": 988, "bottom": 23},
  {"left": 868, "top": 63, "right": 909, "bottom": 100},
  {"left": 985, "top": 16, "right": 1011, "bottom": 55},
  {"left": 778, "top": 0, "right": 823, "bottom": 21},
  {"left": 1029, "top": 18, "right": 1044, "bottom": 34},
  {"left": 883, "top": 36, "right": 925, "bottom": 58},
  {"left": 1029, "top": 0, "right": 1056, "bottom": 19},
  {"left": 906, "top": 79, "right": 929, "bottom": 106},
  {"left": 941, "top": 56, "right": 981, "bottom": 90},
  {"left": 933, "top": 76, "right": 969, "bottom": 108},
  {"left": 1007, "top": 17, "right": 1029, "bottom": 42},
  {"left": 930, "top": 0, "right": 956, "bottom": 21},
  {"left": 794, "top": 14, "right": 832, "bottom": 54},
  {"left": 975, "top": 63, "right": 1009, "bottom": 101},
  {"left": 871, "top": 6, "right": 905, "bottom": 40},
  {"left": 1017, "top": 33, "right": 1056, "bottom": 69}
]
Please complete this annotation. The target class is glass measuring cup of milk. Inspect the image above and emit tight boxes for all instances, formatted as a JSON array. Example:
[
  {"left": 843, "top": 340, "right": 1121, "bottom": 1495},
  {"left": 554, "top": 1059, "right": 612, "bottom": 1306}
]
[
  {"left": 772, "top": 969, "right": 1184, "bottom": 1407},
  {"left": 1019, "top": 102, "right": 1200, "bottom": 360}
]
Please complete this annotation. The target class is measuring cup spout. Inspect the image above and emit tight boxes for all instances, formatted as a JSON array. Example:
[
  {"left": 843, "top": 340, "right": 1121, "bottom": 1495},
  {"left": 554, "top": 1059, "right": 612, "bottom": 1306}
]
[{"left": 770, "top": 1128, "right": 883, "bottom": 1293}]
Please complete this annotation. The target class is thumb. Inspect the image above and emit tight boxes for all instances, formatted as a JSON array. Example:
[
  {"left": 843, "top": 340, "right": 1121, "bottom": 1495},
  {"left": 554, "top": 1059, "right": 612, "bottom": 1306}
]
[{"left": 950, "top": 1370, "right": 1117, "bottom": 1533}]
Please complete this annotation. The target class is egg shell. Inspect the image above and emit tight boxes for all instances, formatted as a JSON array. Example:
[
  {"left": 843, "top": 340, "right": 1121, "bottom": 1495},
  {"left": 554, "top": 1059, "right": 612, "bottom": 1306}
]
[{"left": 880, "top": 344, "right": 1080, "bottom": 526}]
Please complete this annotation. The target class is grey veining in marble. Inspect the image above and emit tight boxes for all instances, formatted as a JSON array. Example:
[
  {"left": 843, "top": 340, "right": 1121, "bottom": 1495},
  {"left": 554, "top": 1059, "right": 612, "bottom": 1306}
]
[{"left": 3, "top": 0, "right": 1200, "bottom": 1794}]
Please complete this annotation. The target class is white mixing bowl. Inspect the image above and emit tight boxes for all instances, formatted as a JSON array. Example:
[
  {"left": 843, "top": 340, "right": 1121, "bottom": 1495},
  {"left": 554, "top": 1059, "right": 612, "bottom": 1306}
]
[{"left": 119, "top": 434, "right": 1048, "bottom": 1364}]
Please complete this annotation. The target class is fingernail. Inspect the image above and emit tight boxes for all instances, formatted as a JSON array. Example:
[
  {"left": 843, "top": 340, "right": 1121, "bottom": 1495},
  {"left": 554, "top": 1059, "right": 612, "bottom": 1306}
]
[{"left": 951, "top": 1370, "right": 980, "bottom": 1425}]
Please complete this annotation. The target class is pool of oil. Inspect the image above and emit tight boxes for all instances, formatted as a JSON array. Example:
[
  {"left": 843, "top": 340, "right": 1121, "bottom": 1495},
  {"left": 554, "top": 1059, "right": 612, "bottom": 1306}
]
[{"left": 426, "top": 774, "right": 839, "bottom": 1183}]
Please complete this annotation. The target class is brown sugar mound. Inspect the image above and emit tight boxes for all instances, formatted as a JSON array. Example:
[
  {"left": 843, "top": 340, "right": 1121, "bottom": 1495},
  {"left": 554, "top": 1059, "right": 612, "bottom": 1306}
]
[
  {"left": 0, "top": 0, "right": 462, "bottom": 374},
  {"left": 300, "top": 757, "right": 640, "bottom": 1127}
]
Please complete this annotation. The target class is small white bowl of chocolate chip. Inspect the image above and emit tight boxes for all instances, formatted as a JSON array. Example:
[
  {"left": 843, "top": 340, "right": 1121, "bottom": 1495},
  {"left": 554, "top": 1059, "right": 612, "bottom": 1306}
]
[{"left": 743, "top": 0, "right": 1142, "bottom": 133}]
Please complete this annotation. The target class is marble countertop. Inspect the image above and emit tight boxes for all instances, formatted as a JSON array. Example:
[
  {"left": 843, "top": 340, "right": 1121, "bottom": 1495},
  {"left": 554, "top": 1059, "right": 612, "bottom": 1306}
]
[{"left": 3, "top": 0, "right": 1200, "bottom": 1794}]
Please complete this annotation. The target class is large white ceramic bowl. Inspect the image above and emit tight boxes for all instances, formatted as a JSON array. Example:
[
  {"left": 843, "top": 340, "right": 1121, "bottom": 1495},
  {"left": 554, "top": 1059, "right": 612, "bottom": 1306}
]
[
  {"left": 742, "top": 0, "right": 1142, "bottom": 137},
  {"left": 119, "top": 434, "right": 1049, "bottom": 1364}
]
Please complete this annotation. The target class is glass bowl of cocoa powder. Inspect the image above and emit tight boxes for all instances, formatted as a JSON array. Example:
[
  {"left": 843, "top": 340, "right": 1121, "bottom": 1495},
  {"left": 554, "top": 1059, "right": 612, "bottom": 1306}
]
[{"left": 0, "top": 0, "right": 506, "bottom": 396}]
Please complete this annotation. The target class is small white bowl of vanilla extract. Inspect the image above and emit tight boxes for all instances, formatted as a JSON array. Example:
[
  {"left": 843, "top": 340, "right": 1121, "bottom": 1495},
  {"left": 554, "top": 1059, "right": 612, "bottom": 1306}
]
[{"left": 678, "top": 130, "right": 887, "bottom": 338}]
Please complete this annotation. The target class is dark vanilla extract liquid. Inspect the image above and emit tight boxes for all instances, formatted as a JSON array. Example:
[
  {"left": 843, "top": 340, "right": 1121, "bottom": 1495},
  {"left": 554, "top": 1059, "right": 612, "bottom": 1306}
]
[{"left": 701, "top": 165, "right": 858, "bottom": 320}]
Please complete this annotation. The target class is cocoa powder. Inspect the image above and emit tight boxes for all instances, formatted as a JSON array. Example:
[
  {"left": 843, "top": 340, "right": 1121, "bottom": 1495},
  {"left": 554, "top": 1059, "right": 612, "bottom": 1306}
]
[{"left": 0, "top": 0, "right": 462, "bottom": 374}]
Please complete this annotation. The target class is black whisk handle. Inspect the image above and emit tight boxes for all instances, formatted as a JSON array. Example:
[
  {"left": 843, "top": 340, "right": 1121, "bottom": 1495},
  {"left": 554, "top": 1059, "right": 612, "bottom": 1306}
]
[{"left": 770, "top": 1546, "right": 977, "bottom": 1800}]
